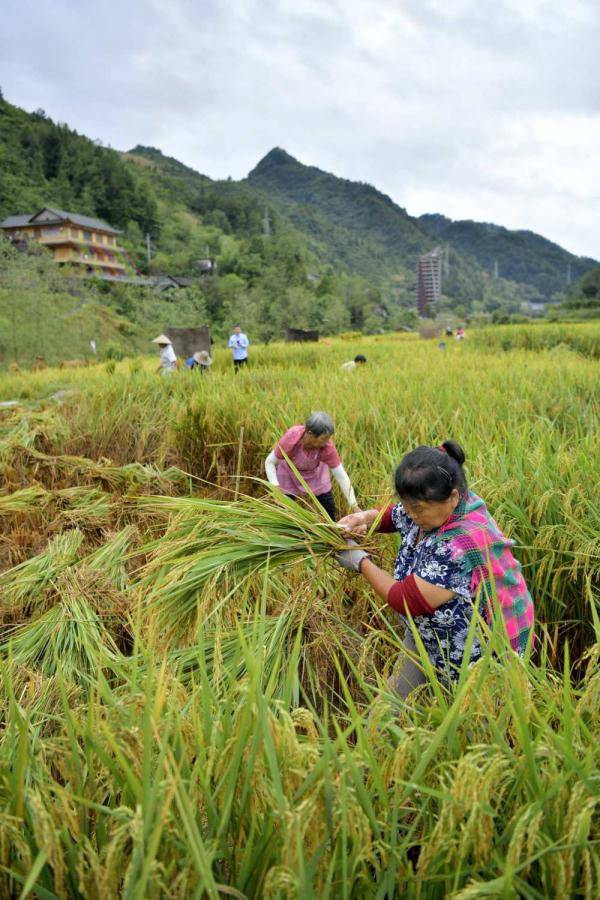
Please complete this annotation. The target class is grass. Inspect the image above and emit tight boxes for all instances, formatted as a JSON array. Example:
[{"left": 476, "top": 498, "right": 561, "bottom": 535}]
[{"left": 0, "top": 325, "right": 598, "bottom": 896}]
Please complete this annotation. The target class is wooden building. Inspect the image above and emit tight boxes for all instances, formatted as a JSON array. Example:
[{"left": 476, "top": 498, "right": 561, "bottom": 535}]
[
  {"left": 285, "top": 327, "right": 319, "bottom": 342},
  {"left": 164, "top": 326, "right": 212, "bottom": 359},
  {"left": 0, "top": 207, "right": 127, "bottom": 277}
]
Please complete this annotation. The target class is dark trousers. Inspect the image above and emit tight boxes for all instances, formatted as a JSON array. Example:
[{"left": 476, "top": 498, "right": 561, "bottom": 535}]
[
  {"left": 286, "top": 490, "right": 336, "bottom": 521},
  {"left": 233, "top": 357, "right": 248, "bottom": 372}
]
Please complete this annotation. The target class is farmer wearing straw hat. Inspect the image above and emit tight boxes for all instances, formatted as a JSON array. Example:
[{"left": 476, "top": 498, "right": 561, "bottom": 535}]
[
  {"left": 264, "top": 411, "right": 359, "bottom": 521},
  {"left": 335, "top": 440, "right": 534, "bottom": 697},
  {"left": 185, "top": 350, "right": 213, "bottom": 373},
  {"left": 152, "top": 334, "right": 177, "bottom": 375}
]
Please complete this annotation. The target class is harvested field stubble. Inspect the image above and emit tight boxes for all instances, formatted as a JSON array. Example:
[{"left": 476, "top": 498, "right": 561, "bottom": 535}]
[{"left": 0, "top": 326, "right": 598, "bottom": 897}]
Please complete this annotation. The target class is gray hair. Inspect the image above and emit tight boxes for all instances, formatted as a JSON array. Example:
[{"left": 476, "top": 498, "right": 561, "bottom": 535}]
[{"left": 305, "top": 411, "right": 335, "bottom": 437}]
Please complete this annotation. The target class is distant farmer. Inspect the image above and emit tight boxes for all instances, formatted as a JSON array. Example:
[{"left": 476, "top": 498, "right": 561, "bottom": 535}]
[
  {"left": 336, "top": 440, "right": 534, "bottom": 697},
  {"left": 185, "top": 350, "right": 213, "bottom": 373},
  {"left": 264, "top": 411, "right": 359, "bottom": 520},
  {"left": 228, "top": 324, "right": 249, "bottom": 371},
  {"left": 456, "top": 327, "right": 465, "bottom": 341},
  {"left": 340, "top": 354, "right": 367, "bottom": 371},
  {"left": 152, "top": 334, "right": 177, "bottom": 375}
]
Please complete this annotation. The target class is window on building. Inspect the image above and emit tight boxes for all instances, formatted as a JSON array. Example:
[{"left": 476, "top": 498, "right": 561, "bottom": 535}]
[{"left": 83, "top": 230, "right": 92, "bottom": 241}]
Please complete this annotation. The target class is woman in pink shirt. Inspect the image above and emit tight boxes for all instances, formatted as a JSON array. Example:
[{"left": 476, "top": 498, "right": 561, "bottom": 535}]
[{"left": 264, "top": 412, "right": 359, "bottom": 520}]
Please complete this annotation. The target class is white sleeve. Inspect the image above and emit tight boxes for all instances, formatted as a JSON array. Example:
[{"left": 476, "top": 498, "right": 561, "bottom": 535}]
[
  {"left": 265, "top": 450, "right": 279, "bottom": 486},
  {"left": 330, "top": 465, "right": 357, "bottom": 508}
]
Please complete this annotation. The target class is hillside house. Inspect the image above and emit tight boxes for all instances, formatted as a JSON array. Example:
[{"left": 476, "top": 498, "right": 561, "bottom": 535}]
[{"left": 0, "top": 208, "right": 127, "bottom": 277}]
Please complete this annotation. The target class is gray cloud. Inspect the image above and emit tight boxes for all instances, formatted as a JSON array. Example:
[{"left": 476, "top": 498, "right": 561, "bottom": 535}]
[{"left": 1, "top": 0, "right": 599, "bottom": 256}]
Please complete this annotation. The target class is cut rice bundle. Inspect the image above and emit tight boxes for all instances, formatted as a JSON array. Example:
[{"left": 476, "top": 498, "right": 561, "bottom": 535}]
[{"left": 134, "top": 490, "right": 374, "bottom": 641}]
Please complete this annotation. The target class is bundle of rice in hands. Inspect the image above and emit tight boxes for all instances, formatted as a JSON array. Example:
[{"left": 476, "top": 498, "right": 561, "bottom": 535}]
[{"left": 133, "top": 489, "right": 377, "bottom": 642}]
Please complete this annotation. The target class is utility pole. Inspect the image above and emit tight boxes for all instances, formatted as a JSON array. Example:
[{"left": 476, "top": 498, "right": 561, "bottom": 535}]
[
  {"left": 11, "top": 302, "right": 17, "bottom": 365},
  {"left": 146, "top": 233, "right": 152, "bottom": 264},
  {"left": 262, "top": 209, "right": 271, "bottom": 237},
  {"left": 493, "top": 259, "right": 499, "bottom": 279}
]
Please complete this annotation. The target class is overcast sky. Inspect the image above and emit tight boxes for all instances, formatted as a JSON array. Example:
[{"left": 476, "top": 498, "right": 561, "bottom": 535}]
[{"left": 2, "top": 0, "right": 599, "bottom": 257}]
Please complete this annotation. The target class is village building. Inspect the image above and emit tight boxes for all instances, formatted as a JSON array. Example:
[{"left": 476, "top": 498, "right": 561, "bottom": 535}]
[
  {"left": 0, "top": 207, "right": 127, "bottom": 277},
  {"left": 154, "top": 274, "right": 199, "bottom": 291}
]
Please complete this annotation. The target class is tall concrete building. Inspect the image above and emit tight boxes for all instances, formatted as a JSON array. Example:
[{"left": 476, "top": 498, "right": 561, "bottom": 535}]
[{"left": 416, "top": 246, "right": 443, "bottom": 316}]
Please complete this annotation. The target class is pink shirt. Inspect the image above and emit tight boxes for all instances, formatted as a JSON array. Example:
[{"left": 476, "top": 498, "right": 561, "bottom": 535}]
[{"left": 274, "top": 425, "right": 341, "bottom": 496}]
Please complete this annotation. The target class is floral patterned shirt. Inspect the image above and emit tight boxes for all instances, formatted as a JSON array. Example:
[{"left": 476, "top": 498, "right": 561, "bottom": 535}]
[{"left": 390, "top": 503, "right": 486, "bottom": 679}]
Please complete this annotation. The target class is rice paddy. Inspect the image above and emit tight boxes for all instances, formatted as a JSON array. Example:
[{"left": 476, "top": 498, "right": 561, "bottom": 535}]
[{"left": 0, "top": 324, "right": 598, "bottom": 898}]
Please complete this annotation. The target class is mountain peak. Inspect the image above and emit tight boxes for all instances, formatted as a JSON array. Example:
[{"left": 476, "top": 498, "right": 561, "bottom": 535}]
[
  {"left": 248, "top": 147, "right": 298, "bottom": 178},
  {"left": 127, "top": 145, "right": 164, "bottom": 159}
]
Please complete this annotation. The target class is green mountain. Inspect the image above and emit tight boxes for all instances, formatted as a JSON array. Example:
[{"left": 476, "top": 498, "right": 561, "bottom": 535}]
[
  {"left": 0, "top": 96, "right": 159, "bottom": 240},
  {"left": 246, "top": 147, "right": 429, "bottom": 278},
  {"left": 418, "top": 213, "right": 597, "bottom": 300},
  {"left": 244, "top": 148, "right": 553, "bottom": 314},
  {"left": 124, "top": 145, "right": 544, "bottom": 322},
  {"left": 1, "top": 92, "right": 598, "bottom": 368},
  {"left": 555, "top": 265, "right": 600, "bottom": 319}
]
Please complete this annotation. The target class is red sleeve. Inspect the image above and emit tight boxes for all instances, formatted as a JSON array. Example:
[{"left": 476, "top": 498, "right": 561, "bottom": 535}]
[
  {"left": 274, "top": 425, "right": 304, "bottom": 460},
  {"left": 387, "top": 573, "right": 435, "bottom": 617},
  {"left": 375, "top": 505, "right": 396, "bottom": 533},
  {"left": 319, "top": 439, "right": 341, "bottom": 468}
]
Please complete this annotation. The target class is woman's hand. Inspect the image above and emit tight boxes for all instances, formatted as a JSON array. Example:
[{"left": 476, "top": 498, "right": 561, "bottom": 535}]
[
  {"left": 334, "top": 539, "right": 370, "bottom": 572},
  {"left": 337, "top": 508, "right": 378, "bottom": 537}
]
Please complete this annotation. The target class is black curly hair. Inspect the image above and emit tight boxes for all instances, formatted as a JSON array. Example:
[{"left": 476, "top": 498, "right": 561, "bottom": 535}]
[{"left": 395, "top": 440, "right": 467, "bottom": 502}]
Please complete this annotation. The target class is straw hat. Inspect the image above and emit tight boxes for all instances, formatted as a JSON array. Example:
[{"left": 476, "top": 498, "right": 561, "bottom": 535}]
[
  {"left": 193, "top": 351, "right": 213, "bottom": 365},
  {"left": 152, "top": 334, "right": 172, "bottom": 345}
]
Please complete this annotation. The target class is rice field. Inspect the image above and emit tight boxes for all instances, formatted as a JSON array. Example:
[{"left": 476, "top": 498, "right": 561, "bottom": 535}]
[{"left": 0, "top": 324, "right": 598, "bottom": 898}]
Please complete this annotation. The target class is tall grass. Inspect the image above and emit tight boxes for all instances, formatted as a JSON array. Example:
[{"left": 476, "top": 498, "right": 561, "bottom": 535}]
[
  {"left": 0, "top": 326, "right": 598, "bottom": 896},
  {"left": 0, "top": 608, "right": 598, "bottom": 897},
  {"left": 472, "top": 322, "right": 600, "bottom": 358},
  {"left": 1, "top": 331, "right": 597, "bottom": 649}
]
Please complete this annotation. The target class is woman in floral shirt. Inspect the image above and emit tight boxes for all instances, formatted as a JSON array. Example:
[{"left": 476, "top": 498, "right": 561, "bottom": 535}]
[{"left": 336, "top": 440, "right": 534, "bottom": 698}]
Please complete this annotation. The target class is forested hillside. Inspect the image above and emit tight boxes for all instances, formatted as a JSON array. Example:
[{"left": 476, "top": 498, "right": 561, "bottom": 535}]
[
  {"left": 0, "top": 96, "right": 158, "bottom": 239},
  {"left": 418, "top": 213, "right": 597, "bottom": 300},
  {"left": 245, "top": 147, "right": 546, "bottom": 316},
  {"left": 554, "top": 265, "right": 600, "bottom": 319},
  {"left": 247, "top": 147, "right": 429, "bottom": 276},
  {"left": 0, "top": 239, "right": 216, "bottom": 366},
  {"left": 1, "top": 92, "right": 597, "bottom": 364},
  {"left": 123, "top": 145, "right": 395, "bottom": 337}
]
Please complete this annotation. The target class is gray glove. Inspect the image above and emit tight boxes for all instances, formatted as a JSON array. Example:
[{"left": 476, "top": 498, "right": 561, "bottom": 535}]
[{"left": 335, "top": 539, "right": 370, "bottom": 573}]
